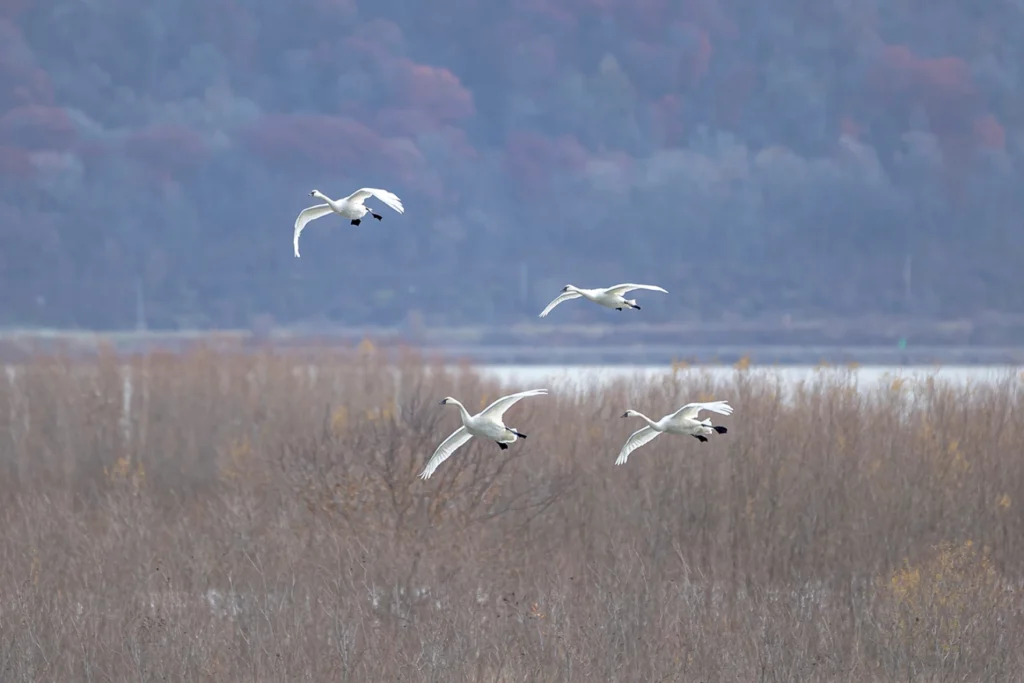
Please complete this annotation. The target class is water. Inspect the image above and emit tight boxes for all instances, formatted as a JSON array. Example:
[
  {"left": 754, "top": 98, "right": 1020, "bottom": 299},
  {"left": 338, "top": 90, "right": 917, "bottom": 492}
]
[
  {"left": 5, "top": 362, "right": 1020, "bottom": 396},
  {"left": 475, "top": 363, "right": 1022, "bottom": 392}
]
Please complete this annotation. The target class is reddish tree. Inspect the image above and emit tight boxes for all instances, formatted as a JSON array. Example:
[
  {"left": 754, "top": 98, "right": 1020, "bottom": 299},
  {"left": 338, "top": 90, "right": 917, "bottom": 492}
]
[
  {"left": 917, "top": 57, "right": 975, "bottom": 99},
  {"left": 869, "top": 46, "right": 975, "bottom": 106},
  {"left": 866, "top": 45, "right": 918, "bottom": 98},
  {"left": 392, "top": 59, "right": 475, "bottom": 123},
  {"left": 866, "top": 43, "right": 991, "bottom": 193}
]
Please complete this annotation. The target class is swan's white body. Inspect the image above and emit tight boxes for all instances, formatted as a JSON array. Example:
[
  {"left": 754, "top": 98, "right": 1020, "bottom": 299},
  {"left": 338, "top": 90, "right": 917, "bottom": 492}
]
[
  {"left": 539, "top": 283, "right": 668, "bottom": 317},
  {"left": 418, "top": 389, "right": 548, "bottom": 480},
  {"left": 615, "top": 400, "right": 733, "bottom": 465},
  {"left": 293, "top": 188, "right": 404, "bottom": 257}
]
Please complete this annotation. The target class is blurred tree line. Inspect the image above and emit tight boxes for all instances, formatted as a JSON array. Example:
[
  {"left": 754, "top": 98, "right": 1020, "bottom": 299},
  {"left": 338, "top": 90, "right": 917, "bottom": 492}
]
[{"left": 0, "top": 0, "right": 1021, "bottom": 330}]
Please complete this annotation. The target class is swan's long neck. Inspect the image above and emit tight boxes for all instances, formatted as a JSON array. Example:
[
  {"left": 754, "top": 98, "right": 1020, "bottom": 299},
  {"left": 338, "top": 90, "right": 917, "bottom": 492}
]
[
  {"left": 632, "top": 412, "right": 660, "bottom": 430},
  {"left": 312, "top": 191, "right": 335, "bottom": 205},
  {"left": 449, "top": 400, "right": 473, "bottom": 424}
]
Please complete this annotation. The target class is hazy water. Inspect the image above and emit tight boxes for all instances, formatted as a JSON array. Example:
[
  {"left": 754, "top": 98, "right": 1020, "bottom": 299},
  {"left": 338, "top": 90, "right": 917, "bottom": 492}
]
[{"left": 475, "top": 363, "right": 1022, "bottom": 392}]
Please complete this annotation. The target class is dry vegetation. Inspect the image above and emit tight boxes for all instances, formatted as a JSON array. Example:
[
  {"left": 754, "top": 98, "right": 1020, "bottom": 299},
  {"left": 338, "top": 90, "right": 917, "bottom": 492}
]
[{"left": 0, "top": 343, "right": 1022, "bottom": 682}]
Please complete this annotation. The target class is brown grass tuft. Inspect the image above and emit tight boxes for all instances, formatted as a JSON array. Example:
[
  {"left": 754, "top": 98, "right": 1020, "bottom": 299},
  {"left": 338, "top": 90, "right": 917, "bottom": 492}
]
[{"left": 0, "top": 346, "right": 1022, "bottom": 681}]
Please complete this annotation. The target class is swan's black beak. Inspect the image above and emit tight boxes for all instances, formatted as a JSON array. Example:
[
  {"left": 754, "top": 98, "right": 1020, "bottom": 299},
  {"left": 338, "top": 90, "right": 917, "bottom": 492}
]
[
  {"left": 621, "top": 412, "right": 629, "bottom": 418},
  {"left": 438, "top": 399, "right": 446, "bottom": 405}
]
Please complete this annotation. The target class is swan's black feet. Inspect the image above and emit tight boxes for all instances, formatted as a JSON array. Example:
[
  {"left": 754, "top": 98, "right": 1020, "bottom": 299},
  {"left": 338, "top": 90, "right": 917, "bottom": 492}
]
[
  {"left": 713, "top": 426, "right": 728, "bottom": 434},
  {"left": 350, "top": 219, "right": 361, "bottom": 226},
  {"left": 497, "top": 441, "right": 509, "bottom": 450},
  {"left": 372, "top": 213, "right": 383, "bottom": 221},
  {"left": 616, "top": 307, "right": 623, "bottom": 311},
  {"left": 632, "top": 304, "right": 642, "bottom": 310},
  {"left": 692, "top": 434, "right": 708, "bottom": 442}
]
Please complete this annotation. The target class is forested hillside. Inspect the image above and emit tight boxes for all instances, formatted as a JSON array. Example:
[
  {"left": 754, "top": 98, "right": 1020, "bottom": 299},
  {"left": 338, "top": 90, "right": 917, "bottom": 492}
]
[{"left": 1, "top": 0, "right": 1021, "bottom": 330}]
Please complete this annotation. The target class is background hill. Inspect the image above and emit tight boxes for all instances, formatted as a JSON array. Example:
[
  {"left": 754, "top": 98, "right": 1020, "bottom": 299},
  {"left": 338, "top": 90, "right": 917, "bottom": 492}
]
[{"left": 1, "top": 0, "right": 1021, "bottom": 333}]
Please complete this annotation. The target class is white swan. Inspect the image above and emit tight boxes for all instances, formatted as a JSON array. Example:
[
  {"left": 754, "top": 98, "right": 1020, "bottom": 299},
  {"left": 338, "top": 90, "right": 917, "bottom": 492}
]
[
  {"left": 615, "top": 400, "right": 733, "bottom": 465},
  {"left": 293, "top": 188, "right": 405, "bottom": 257},
  {"left": 539, "top": 283, "right": 668, "bottom": 317},
  {"left": 418, "top": 389, "right": 548, "bottom": 480}
]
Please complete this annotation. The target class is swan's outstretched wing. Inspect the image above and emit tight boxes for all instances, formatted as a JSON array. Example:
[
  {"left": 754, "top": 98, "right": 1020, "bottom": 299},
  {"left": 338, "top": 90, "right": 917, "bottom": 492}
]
[
  {"left": 538, "top": 291, "right": 582, "bottom": 317},
  {"left": 606, "top": 283, "right": 669, "bottom": 296},
  {"left": 346, "top": 188, "right": 405, "bottom": 214},
  {"left": 480, "top": 389, "right": 548, "bottom": 419},
  {"left": 670, "top": 400, "right": 734, "bottom": 420},
  {"left": 615, "top": 426, "right": 662, "bottom": 465},
  {"left": 293, "top": 204, "right": 334, "bottom": 257},
  {"left": 419, "top": 426, "right": 474, "bottom": 479}
]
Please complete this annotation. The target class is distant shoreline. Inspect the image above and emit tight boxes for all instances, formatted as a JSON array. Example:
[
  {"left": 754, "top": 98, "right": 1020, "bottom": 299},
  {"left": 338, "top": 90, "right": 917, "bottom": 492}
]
[{"left": 0, "top": 327, "right": 1022, "bottom": 366}]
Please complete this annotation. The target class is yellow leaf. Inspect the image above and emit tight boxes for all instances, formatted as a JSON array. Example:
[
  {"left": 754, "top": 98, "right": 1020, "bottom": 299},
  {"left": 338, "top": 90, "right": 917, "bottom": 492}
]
[{"left": 331, "top": 406, "right": 348, "bottom": 434}]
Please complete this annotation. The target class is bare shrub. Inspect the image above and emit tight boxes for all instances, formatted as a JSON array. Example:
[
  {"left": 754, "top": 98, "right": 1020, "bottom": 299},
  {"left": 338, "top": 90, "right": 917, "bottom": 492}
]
[{"left": 0, "top": 346, "right": 1021, "bottom": 681}]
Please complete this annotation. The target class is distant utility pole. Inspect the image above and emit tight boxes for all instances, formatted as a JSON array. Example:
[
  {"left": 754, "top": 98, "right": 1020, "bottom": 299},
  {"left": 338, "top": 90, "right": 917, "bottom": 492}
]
[
  {"left": 135, "top": 277, "right": 148, "bottom": 331},
  {"left": 902, "top": 254, "right": 913, "bottom": 307}
]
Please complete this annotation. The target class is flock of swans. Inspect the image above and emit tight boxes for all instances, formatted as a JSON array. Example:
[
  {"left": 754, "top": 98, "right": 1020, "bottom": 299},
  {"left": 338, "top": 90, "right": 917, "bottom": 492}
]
[{"left": 292, "top": 186, "right": 734, "bottom": 480}]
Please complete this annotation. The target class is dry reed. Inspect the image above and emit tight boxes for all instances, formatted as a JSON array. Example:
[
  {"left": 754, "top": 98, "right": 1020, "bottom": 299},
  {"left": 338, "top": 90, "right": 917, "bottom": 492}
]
[{"left": 0, "top": 343, "right": 1022, "bottom": 682}]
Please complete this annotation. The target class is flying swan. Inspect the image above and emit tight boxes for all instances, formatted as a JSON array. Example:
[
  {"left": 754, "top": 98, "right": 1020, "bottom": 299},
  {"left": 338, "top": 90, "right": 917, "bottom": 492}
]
[
  {"left": 293, "top": 188, "right": 405, "bottom": 257},
  {"left": 418, "top": 389, "right": 548, "bottom": 480},
  {"left": 615, "top": 400, "right": 733, "bottom": 465},
  {"left": 539, "top": 283, "right": 668, "bottom": 317}
]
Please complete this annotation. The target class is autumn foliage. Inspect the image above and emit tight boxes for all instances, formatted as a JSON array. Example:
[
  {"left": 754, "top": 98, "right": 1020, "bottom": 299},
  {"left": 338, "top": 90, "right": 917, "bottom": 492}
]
[{"left": 0, "top": 345, "right": 1022, "bottom": 679}]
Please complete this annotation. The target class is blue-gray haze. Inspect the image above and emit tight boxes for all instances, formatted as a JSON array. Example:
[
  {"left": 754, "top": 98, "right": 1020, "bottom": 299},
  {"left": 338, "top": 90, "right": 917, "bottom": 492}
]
[{"left": 0, "top": 1, "right": 1020, "bottom": 331}]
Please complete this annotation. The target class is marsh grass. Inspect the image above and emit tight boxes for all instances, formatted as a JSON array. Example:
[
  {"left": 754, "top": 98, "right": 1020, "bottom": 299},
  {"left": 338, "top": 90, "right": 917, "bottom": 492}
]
[{"left": 0, "top": 343, "right": 1022, "bottom": 681}]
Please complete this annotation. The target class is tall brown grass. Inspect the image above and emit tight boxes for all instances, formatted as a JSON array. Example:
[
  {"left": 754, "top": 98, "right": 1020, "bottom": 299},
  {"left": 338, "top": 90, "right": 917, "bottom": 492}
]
[{"left": 0, "top": 343, "right": 1022, "bottom": 681}]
